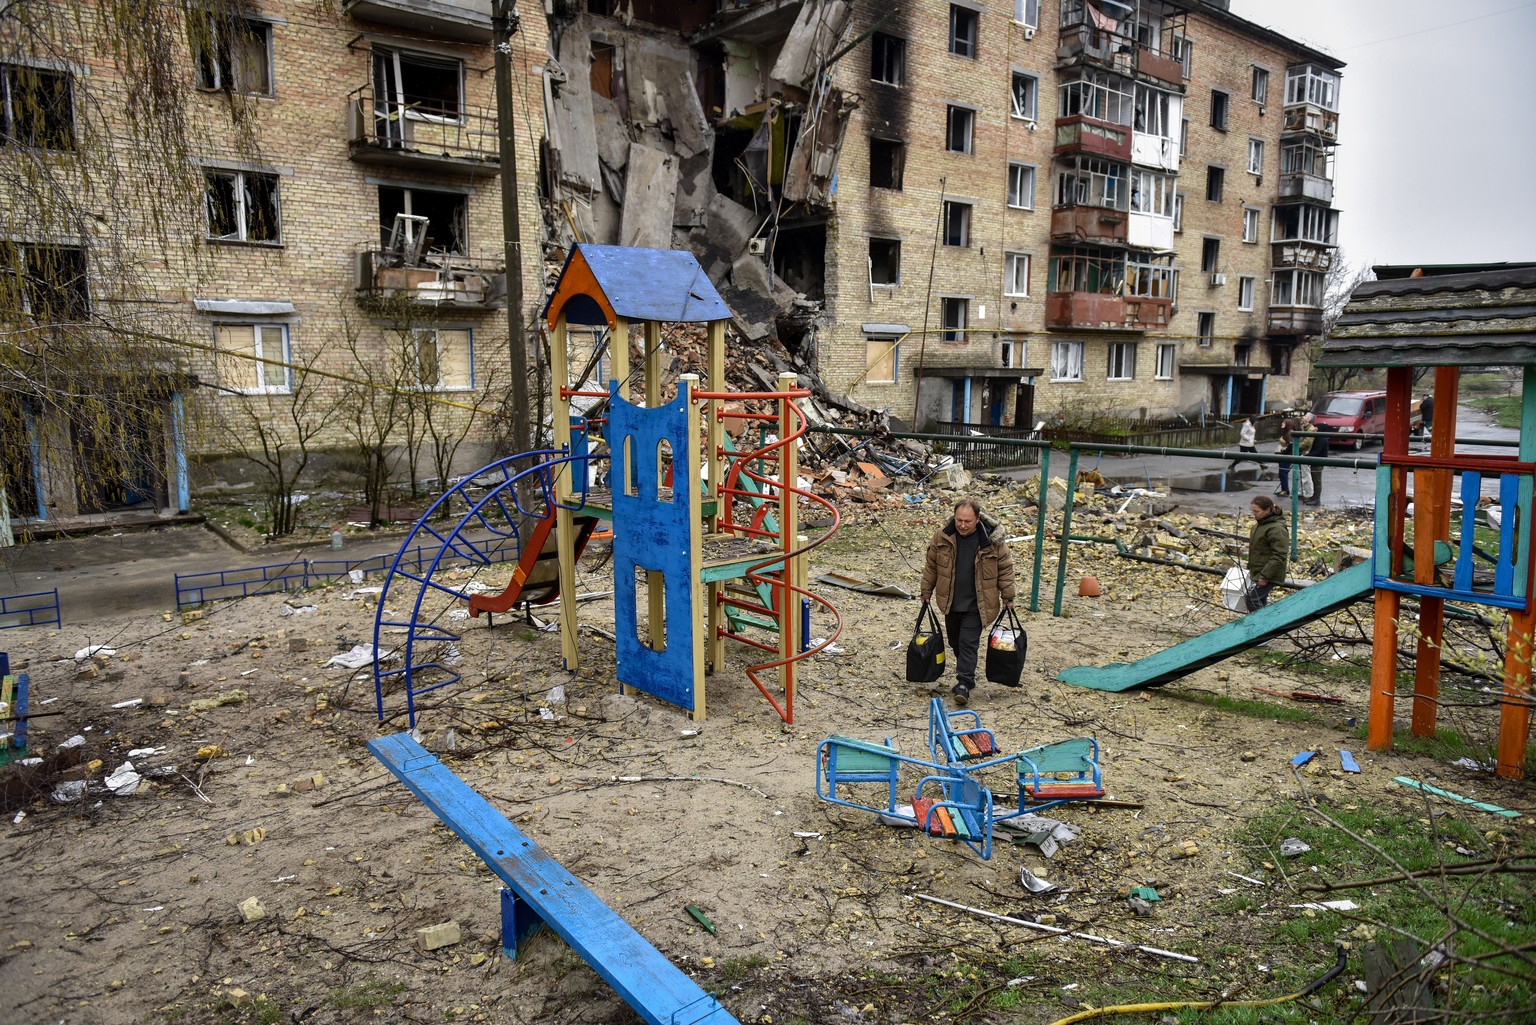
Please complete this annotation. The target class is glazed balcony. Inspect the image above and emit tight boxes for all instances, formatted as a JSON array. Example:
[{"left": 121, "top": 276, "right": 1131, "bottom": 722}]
[
  {"left": 1268, "top": 306, "right": 1324, "bottom": 336},
  {"left": 1271, "top": 242, "right": 1336, "bottom": 272},
  {"left": 1051, "top": 205, "right": 1128, "bottom": 245},
  {"left": 355, "top": 249, "right": 506, "bottom": 311},
  {"left": 1054, "top": 115, "right": 1131, "bottom": 160},
  {"left": 346, "top": 86, "right": 500, "bottom": 175},
  {"left": 343, "top": 0, "right": 493, "bottom": 43},
  {"left": 1282, "top": 103, "right": 1339, "bottom": 142}
]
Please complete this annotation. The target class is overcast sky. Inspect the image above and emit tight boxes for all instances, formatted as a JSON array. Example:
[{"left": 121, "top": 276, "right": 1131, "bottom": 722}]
[{"left": 1227, "top": 0, "right": 1536, "bottom": 271}]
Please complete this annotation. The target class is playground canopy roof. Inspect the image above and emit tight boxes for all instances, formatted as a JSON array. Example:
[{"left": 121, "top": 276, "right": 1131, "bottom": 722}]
[
  {"left": 1318, "top": 263, "right": 1536, "bottom": 368},
  {"left": 544, "top": 244, "right": 733, "bottom": 330}
]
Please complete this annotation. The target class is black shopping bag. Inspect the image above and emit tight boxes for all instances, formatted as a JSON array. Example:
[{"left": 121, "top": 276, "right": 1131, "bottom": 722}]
[
  {"left": 984, "top": 607, "right": 1026, "bottom": 687},
  {"left": 906, "top": 603, "right": 947, "bottom": 683}
]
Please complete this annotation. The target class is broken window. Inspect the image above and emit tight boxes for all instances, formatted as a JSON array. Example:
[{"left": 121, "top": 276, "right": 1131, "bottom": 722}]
[
  {"left": 1048, "top": 245, "right": 1125, "bottom": 294},
  {"left": 1200, "top": 237, "right": 1220, "bottom": 273},
  {"left": 1239, "top": 275, "right": 1256, "bottom": 310},
  {"left": 0, "top": 242, "right": 90, "bottom": 322},
  {"left": 1251, "top": 66, "right": 1269, "bottom": 105},
  {"left": 949, "top": 5, "right": 978, "bottom": 58},
  {"left": 1170, "top": 36, "right": 1193, "bottom": 78},
  {"left": 869, "top": 237, "right": 901, "bottom": 286},
  {"left": 379, "top": 186, "right": 467, "bottom": 256},
  {"left": 1272, "top": 203, "right": 1338, "bottom": 245},
  {"left": 1210, "top": 89, "right": 1229, "bottom": 131},
  {"left": 1133, "top": 84, "right": 1177, "bottom": 138},
  {"left": 1125, "top": 257, "right": 1175, "bottom": 299},
  {"left": 193, "top": 16, "right": 272, "bottom": 95},
  {"left": 1053, "top": 156, "right": 1126, "bottom": 210},
  {"left": 1058, "top": 70, "right": 1131, "bottom": 125},
  {"left": 1248, "top": 138, "right": 1265, "bottom": 175},
  {"left": 1243, "top": 207, "right": 1260, "bottom": 243},
  {"left": 941, "top": 297, "right": 968, "bottom": 342},
  {"left": 413, "top": 328, "right": 473, "bottom": 389},
  {"left": 865, "top": 337, "right": 899, "bottom": 384},
  {"left": 943, "top": 201, "right": 971, "bottom": 247},
  {"left": 869, "top": 137, "right": 905, "bottom": 190},
  {"left": 1051, "top": 341, "right": 1083, "bottom": 382},
  {"left": 1013, "top": 0, "right": 1040, "bottom": 27},
  {"left": 1196, "top": 311, "right": 1215, "bottom": 347},
  {"left": 1206, "top": 165, "right": 1224, "bottom": 202},
  {"left": 1173, "top": 192, "right": 1183, "bottom": 232},
  {"left": 1129, "top": 169, "right": 1173, "bottom": 216},
  {"left": 0, "top": 63, "right": 75, "bottom": 150},
  {"left": 1107, "top": 342, "right": 1136, "bottom": 381},
  {"left": 1008, "top": 163, "right": 1035, "bottom": 209},
  {"left": 373, "top": 46, "right": 463, "bottom": 125},
  {"left": 1155, "top": 343, "right": 1175, "bottom": 379},
  {"left": 205, "top": 169, "right": 281, "bottom": 244},
  {"left": 871, "top": 33, "right": 906, "bottom": 86},
  {"left": 1270, "top": 343, "right": 1292, "bottom": 376},
  {"left": 1003, "top": 253, "right": 1030, "bottom": 296},
  {"left": 1011, "top": 71, "right": 1038, "bottom": 120},
  {"left": 946, "top": 105, "right": 974, "bottom": 154},
  {"left": 214, "top": 323, "right": 291, "bottom": 394}
]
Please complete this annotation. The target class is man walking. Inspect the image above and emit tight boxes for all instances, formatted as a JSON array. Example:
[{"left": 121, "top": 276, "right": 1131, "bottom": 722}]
[
  {"left": 1229, "top": 416, "right": 1259, "bottom": 472},
  {"left": 1305, "top": 418, "right": 1333, "bottom": 506},
  {"left": 1276, "top": 412, "right": 1298, "bottom": 496},
  {"left": 920, "top": 498, "right": 1017, "bottom": 706}
]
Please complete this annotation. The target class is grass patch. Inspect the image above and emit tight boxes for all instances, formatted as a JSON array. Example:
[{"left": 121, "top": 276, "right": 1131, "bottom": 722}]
[
  {"left": 1165, "top": 688, "right": 1327, "bottom": 725},
  {"left": 1210, "top": 797, "right": 1536, "bottom": 1023},
  {"left": 323, "top": 981, "right": 406, "bottom": 1012},
  {"left": 715, "top": 954, "right": 768, "bottom": 984},
  {"left": 1468, "top": 394, "right": 1523, "bottom": 429},
  {"left": 1352, "top": 725, "right": 1536, "bottom": 778}
]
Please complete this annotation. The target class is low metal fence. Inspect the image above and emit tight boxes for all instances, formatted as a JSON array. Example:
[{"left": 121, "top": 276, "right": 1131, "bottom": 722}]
[{"left": 0, "top": 589, "right": 60, "bottom": 630}]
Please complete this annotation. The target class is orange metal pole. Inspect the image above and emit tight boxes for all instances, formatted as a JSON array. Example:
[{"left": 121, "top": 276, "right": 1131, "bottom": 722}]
[
  {"left": 1369, "top": 367, "right": 1416, "bottom": 751},
  {"left": 1411, "top": 368, "right": 1460, "bottom": 736},
  {"left": 1498, "top": 603, "right": 1534, "bottom": 779},
  {"left": 1368, "top": 588, "right": 1401, "bottom": 751}
]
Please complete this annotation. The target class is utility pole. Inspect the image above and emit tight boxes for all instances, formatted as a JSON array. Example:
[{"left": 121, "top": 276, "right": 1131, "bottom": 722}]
[{"left": 494, "top": 0, "right": 530, "bottom": 458}]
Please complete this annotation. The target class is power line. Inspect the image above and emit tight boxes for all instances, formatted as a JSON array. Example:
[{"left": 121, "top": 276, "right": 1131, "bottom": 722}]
[{"left": 1338, "top": 1, "right": 1536, "bottom": 50}]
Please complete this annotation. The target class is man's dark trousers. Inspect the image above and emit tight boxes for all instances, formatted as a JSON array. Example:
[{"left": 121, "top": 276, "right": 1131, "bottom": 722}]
[{"left": 945, "top": 609, "right": 982, "bottom": 688}]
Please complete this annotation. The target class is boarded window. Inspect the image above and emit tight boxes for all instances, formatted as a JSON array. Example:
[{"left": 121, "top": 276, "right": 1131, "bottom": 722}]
[
  {"left": 215, "top": 323, "right": 291, "bottom": 394},
  {"left": 414, "top": 328, "right": 473, "bottom": 389}
]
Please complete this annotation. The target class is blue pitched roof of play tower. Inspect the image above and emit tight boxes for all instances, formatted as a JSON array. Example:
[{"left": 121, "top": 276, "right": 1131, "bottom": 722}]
[{"left": 548, "top": 244, "right": 732, "bottom": 325}]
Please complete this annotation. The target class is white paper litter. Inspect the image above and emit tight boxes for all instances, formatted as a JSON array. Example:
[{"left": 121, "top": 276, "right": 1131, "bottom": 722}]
[
  {"left": 324, "top": 644, "right": 380, "bottom": 669},
  {"left": 106, "top": 761, "right": 142, "bottom": 796},
  {"left": 75, "top": 645, "right": 116, "bottom": 660},
  {"left": 127, "top": 747, "right": 165, "bottom": 758},
  {"left": 342, "top": 587, "right": 383, "bottom": 601},
  {"left": 279, "top": 605, "right": 318, "bottom": 616},
  {"left": 58, "top": 735, "right": 86, "bottom": 750},
  {"left": 111, "top": 698, "right": 143, "bottom": 709},
  {"left": 1289, "top": 900, "right": 1359, "bottom": 912},
  {"left": 51, "top": 781, "right": 87, "bottom": 804}
]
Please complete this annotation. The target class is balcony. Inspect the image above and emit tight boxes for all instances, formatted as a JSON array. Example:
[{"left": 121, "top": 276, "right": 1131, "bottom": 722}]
[
  {"left": 1052, "top": 205, "right": 1128, "bottom": 245},
  {"left": 1046, "top": 292, "right": 1168, "bottom": 331},
  {"left": 1054, "top": 115, "right": 1131, "bottom": 160},
  {"left": 355, "top": 250, "right": 506, "bottom": 311},
  {"left": 1132, "top": 47, "right": 1183, "bottom": 86},
  {"left": 346, "top": 86, "right": 499, "bottom": 174},
  {"left": 1271, "top": 242, "right": 1336, "bottom": 272},
  {"left": 1282, "top": 104, "right": 1339, "bottom": 142},
  {"left": 343, "top": 0, "right": 493, "bottom": 43},
  {"left": 1268, "top": 306, "right": 1324, "bottom": 336},
  {"left": 1278, "top": 171, "right": 1333, "bottom": 203}
]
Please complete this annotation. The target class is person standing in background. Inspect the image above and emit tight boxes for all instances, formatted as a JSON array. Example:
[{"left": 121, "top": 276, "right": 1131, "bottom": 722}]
[
  {"left": 1275, "top": 412, "right": 1297, "bottom": 496},
  {"left": 1229, "top": 416, "right": 1259, "bottom": 472},
  {"left": 1245, "top": 496, "right": 1289, "bottom": 609},
  {"left": 1305, "top": 418, "right": 1333, "bottom": 506}
]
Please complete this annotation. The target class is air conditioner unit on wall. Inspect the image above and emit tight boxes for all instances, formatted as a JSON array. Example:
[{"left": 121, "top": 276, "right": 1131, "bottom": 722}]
[
  {"left": 1024, "top": 26, "right": 1036, "bottom": 40},
  {"left": 1211, "top": 272, "right": 1228, "bottom": 286}
]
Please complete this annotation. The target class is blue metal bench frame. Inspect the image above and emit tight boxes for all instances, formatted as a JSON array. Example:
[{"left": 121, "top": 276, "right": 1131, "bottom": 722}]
[{"left": 368, "top": 733, "right": 738, "bottom": 1025}]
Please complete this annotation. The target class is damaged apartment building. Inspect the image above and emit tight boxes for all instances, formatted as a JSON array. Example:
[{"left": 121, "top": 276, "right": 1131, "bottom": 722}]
[{"left": 541, "top": 0, "right": 1343, "bottom": 430}]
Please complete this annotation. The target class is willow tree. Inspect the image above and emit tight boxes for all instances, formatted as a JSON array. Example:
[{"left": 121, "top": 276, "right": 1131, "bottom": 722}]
[{"left": 0, "top": 0, "right": 262, "bottom": 520}]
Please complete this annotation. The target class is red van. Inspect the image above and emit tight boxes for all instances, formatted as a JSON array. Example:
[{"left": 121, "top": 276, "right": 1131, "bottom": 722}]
[{"left": 1312, "top": 390, "right": 1388, "bottom": 450}]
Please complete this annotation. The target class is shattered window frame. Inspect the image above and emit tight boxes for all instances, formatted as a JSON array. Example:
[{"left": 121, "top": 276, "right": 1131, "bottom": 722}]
[
  {"left": 1007, "top": 163, "right": 1036, "bottom": 210},
  {"left": 1206, "top": 165, "right": 1225, "bottom": 202},
  {"left": 1, "top": 241, "right": 91, "bottom": 322},
  {"left": 1242, "top": 206, "right": 1261, "bottom": 243},
  {"left": 1210, "top": 88, "right": 1229, "bottom": 131},
  {"left": 1173, "top": 192, "right": 1184, "bottom": 232},
  {"left": 1238, "top": 275, "right": 1256, "bottom": 311},
  {"left": 1154, "top": 342, "right": 1176, "bottom": 380},
  {"left": 870, "top": 32, "right": 906, "bottom": 86},
  {"left": 204, "top": 168, "right": 282, "bottom": 245},
  {"left": 411, "top": 327, "right": 475, "bottom": 391},
  {"left": 942, "top": 201, "right": 972, "bottom": 247},
  {"left": 868, "top": 237, "right": 901, "bottom": 286},
  {"left": 946, "top": 104, "right": 975, "bottom": 155},
  {"left": 1251, "top": 65, "right": 1270, "bottom": 106},
  {"left": 949, "top": 5, "right": 979, "bottom": 59},
  {"left": 1050, "top": 340, "right": 1084, "bottom": 382},
  {"left": 373, "top": 46, "right": 465, "bottom": 124},
  {"left": 0, "top": 62, "right": 76, "bottom": 150},
  {"left": 940, "top": 297, "right": 969, "bottom": 342},
  {"left": 1010, "top": 71, "right": 1038, "bottom": 121},
  {"left": 1196, "top": 311, "right": 1215, "bottom": 347},
  {"left": 869, "top": 136, "right": 905, "bottom": 191},
  {"left": 1200, "top": 236, "right": 1220, "bottom": 274},
  {"left": 192, "top": 15, "right": 274, "bottom": 96},
  {"left": 1003, "top": 252, "right": 1030, "bottom": 297}
]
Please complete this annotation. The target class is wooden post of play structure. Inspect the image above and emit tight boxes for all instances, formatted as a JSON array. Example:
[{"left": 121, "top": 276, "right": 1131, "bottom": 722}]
[
  {"left": 1411, "top": 367, "right": 1460, "bottom": 736},
  {"left": 550, "top": 312, "right": 581, "bottom": 672},
  {"left": 644, "top": 321, "right": 666, "bottom": 653},
  {"left": 704, "top": 322, "right": 726, "bottom": 674},
  {"left": 778, "top": 371, "right": 801, "bottom": 713},
  {"left": 1368, "top": 366, "right": 1413, "bottom": 752},
  {"left": 1496, "top": 367, "right": 1536, "bottom": 778},
  {"left": 679, "top": 374, "right": 708, "bottom": 720}
]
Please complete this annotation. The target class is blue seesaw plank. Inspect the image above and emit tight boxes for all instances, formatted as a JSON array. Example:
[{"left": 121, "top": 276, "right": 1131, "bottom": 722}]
[{"left": 368, "top": 733, "right": 738, "bottom": 1025}]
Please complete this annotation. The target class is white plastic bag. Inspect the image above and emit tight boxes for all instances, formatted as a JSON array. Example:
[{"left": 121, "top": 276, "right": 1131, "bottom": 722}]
[{"left": 1220, "top": 566, "right": 1252, "bottom": 612}]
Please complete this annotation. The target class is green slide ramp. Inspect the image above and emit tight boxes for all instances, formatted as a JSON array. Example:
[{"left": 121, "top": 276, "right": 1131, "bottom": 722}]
[{"left": 1058, "top": 560, "right": 1378, "bottom": 692}]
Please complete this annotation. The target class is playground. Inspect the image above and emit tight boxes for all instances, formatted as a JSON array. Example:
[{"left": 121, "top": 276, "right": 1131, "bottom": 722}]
[{"left": 2, "top": 254, "right": 1532, "bottom": 1022}]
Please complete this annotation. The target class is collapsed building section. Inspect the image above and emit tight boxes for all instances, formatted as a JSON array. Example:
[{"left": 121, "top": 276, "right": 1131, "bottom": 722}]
[{"left": 542, "top": 1, "right": 854, "bottom": 352}]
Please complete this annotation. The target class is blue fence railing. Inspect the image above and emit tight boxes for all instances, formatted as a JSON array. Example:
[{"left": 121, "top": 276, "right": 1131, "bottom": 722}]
[
  {"left": 0, "top": 589, "right": 61, "bottom": 630},
  {"left": 174, "top": 539, "right": 521, "bottom": 609}
]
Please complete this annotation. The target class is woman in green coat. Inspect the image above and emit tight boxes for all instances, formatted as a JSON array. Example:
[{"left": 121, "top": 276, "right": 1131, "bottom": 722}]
[{"left": 1246, "top": 495, "right": 1288, "bottom": 610}]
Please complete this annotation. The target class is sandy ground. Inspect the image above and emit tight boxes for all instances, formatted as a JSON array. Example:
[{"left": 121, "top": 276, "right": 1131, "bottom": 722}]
[{"left": 1, "top": 486, "right": 1531, "bottom": 1025}]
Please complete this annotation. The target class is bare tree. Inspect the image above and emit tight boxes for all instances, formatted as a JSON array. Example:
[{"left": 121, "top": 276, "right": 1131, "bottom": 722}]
[
  {"left": 217, "top": 342, "right": 328, "bottom": 537},
  {"left": 1305, "top": 252, "right": 1376, "bottom": 397}
]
